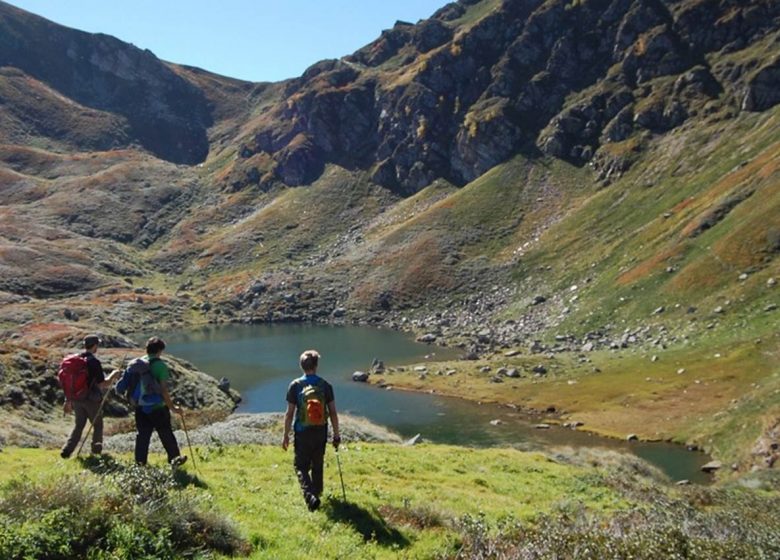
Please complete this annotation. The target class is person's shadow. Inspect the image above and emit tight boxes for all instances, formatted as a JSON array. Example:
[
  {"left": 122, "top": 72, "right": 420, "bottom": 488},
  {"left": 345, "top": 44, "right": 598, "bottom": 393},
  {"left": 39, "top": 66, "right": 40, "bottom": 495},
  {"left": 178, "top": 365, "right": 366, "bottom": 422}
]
[
  {"left": 78, "top": 454, "right": 208, "bottom": 489},
  {"left": 323, "top": 499, "right": 410, "bottom": 548}
]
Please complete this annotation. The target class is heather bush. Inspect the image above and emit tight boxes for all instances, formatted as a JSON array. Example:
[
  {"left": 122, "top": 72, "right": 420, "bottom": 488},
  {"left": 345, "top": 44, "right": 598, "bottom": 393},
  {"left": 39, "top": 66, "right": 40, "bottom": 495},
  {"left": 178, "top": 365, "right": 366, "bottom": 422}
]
[{"left": 0, "top": 459, "right": 250, "bottom": 560}]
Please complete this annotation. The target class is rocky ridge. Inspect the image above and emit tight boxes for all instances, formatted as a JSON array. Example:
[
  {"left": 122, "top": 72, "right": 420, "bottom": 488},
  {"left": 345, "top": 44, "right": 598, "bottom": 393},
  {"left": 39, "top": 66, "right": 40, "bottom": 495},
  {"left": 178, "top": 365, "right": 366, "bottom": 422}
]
[{"left": 229, "top": 0, "right": 780, "bottom": 193}]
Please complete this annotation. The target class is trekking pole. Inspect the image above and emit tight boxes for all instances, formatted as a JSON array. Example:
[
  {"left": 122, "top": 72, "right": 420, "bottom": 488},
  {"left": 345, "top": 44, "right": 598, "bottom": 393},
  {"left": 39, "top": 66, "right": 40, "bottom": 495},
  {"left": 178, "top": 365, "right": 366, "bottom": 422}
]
[
  {"left": 178, "top": 409, "right": 202, "bottom": 476},
  {"left": 335, "top": 447, "right": 347, "bottom": 502},
  {"left": 77, "top": 353, "right": 127, "bottom": 457}
]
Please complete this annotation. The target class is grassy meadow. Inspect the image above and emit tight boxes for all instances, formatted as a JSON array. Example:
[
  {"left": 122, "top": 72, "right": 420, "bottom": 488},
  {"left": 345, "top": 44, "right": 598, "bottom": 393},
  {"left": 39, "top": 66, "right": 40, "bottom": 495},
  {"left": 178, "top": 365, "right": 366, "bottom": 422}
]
[{"left": 0, "top": 443, "right": 778, "bottom": 559}]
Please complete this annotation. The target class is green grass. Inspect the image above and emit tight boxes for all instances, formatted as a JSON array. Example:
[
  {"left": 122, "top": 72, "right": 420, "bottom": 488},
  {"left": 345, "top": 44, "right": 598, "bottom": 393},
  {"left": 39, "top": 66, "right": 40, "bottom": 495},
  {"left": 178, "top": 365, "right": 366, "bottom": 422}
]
[
  {"left": 1, "top": 444, "right": 779, "bottom": 559},
  {"left": 449, "top": 0, "right": 503, "bottom": 29},
  {"left": 370, "top": 330, "right": 780, "bottom": 465},
  {"left": 0, "top": 445, "right": 623, "bottom": 559},
  {"left": 199, "top": 443, "right": 628, "bottom": 559}
]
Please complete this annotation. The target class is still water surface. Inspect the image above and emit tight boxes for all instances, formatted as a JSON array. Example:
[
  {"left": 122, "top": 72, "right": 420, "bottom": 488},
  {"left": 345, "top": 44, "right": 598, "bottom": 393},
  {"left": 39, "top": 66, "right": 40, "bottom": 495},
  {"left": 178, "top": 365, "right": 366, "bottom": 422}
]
[{"left": 158, "top": 323, "right": 710, "bottom": 483}]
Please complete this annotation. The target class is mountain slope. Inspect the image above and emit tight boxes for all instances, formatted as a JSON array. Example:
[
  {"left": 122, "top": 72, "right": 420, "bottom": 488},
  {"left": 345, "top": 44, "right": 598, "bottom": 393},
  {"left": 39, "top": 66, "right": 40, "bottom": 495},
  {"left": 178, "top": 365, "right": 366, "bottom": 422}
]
[
  {"left": 0, "top": 0, "right": 214, "bottom": 163},
  {"left": 221, "top": 0, "right": 780, "bottom": 193},
  {"left": 0, "top": 0, "right": 778, "bottom": 470}
]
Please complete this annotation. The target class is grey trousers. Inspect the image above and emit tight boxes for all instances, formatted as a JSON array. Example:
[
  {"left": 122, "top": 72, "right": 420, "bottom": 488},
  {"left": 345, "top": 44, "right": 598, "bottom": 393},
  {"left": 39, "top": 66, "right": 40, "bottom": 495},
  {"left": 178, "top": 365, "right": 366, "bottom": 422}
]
[{"left": 62, "top": 399, "right": 103, "bottom": 456}]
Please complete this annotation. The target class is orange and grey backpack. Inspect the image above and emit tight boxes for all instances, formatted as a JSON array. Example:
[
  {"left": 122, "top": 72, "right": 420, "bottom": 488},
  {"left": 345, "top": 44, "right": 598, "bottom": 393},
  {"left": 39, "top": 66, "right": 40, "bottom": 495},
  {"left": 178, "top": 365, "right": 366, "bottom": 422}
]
[{"left": 297, "top": 378, "right": 328, "bottom": 428}]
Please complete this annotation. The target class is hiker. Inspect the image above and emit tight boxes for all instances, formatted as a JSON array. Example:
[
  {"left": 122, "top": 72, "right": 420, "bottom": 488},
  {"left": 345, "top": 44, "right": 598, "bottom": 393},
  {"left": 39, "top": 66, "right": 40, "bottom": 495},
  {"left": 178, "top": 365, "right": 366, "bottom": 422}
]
[
  {"left": 60, "top": 335, "right": 118, "bottom": 458},
  {"left": 282, "top": 349, "right": 341, "bottom": 511},
  {"left": 127, "top": 337, "right": 187, "bottom": 467}
]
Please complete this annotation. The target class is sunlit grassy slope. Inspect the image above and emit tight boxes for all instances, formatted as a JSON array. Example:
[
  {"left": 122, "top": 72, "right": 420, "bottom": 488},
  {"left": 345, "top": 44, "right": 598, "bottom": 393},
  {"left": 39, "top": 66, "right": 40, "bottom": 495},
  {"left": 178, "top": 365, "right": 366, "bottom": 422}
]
[
  {"left": 1, "top": 444, "right": 778, "bottom": 559},
  {"left": 351, "top": 108, "right": 780, "bottom": 467}
]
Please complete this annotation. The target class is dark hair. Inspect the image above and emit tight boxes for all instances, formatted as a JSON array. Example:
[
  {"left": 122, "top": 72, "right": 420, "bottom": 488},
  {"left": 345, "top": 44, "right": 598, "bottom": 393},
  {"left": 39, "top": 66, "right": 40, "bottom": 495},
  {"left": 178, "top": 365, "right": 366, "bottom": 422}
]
[
  {"left": 299, "top": 350, "right": 320, "bottom": 373},
  {"left": 146, "top": 337, "right": 166, "bottom": 355},
  {"left": 83, "top": 335, "right": 101, "bottom": 349}
]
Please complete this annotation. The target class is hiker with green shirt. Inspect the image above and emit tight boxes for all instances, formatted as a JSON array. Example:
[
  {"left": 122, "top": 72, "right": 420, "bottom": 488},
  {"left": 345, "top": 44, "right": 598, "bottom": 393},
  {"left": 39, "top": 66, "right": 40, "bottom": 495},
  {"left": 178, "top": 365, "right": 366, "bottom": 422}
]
[
  {"left": 128, "top": 337, "right": 187, "bottom": 467},
  {"left": 282, "top": 349, "right": 341, "bottom": 511}
]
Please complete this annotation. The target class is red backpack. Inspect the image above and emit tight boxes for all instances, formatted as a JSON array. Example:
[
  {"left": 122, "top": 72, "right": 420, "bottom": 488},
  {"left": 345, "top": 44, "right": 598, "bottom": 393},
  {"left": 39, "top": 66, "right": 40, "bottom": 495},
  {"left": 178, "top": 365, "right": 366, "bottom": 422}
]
[{"left": 58, "top": 354, "right": 90, "bottom": 401}]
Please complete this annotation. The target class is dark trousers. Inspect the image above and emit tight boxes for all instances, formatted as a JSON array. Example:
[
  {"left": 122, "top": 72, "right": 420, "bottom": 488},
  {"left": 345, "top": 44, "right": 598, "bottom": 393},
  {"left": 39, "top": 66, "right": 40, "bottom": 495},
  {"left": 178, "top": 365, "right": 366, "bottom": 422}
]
[
  {"left": 294, "top": 429, "right": 327, "bottom": 498},
  {"left": 62, "top": 399, "right": 104, "bottom": 455},
  {"left": 134, "top": 407, "right": 181, "bottom": 464}
]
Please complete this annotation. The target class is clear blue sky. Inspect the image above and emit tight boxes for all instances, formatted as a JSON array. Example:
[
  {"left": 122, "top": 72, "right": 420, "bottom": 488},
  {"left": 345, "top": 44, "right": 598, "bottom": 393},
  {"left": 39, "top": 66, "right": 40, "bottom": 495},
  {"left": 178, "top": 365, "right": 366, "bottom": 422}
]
[{"left": 8, "top": 0, "right": 448, "bottom": 82}]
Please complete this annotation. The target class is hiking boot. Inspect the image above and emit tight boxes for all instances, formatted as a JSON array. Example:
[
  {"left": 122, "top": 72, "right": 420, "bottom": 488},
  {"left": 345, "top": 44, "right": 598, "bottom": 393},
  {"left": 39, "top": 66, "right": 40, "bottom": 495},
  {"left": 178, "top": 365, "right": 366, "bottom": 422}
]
[
  {"left": 91, "top": 443, "right": 103, "bottom": 455},
  {"left": 60, "top": 449, "right": 71, "bottom": 459},
  {"left": 306, "top": 493, "right": 321, "bottom": 512},
  {"left": 170, "top": 455, "right": 188, "bottom": 468}
]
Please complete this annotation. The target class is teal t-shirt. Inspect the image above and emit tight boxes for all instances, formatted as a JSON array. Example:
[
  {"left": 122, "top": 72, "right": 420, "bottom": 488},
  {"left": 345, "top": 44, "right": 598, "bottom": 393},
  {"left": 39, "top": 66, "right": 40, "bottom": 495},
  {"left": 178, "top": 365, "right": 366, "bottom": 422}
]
[{"left": 140, "top": 355, "right": 169, "bottom": 413}]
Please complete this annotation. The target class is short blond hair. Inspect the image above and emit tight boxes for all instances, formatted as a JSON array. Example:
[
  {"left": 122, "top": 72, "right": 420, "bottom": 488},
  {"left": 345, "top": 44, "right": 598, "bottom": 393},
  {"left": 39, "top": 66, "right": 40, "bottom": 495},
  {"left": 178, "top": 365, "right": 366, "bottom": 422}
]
[{"left": 299, "top": 349, "right": 320, "bottom": 373}]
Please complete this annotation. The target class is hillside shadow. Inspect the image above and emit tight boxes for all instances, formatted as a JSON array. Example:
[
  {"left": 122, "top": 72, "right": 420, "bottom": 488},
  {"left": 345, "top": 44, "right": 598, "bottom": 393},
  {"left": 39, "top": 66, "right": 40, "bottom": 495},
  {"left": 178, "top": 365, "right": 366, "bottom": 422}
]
[{"left": 323, "top": 499, "right": 410, "bottom": 549}]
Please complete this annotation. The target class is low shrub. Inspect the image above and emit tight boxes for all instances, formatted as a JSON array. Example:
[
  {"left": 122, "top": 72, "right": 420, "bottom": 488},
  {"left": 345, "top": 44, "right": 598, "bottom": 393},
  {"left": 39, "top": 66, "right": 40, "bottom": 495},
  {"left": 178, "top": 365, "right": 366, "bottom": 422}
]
[
  {"left": 445, "top": 483, "right": 780, "bottom": 560},
  {"left": 0, "top": 461, "right": 250, "bottom": 560}
]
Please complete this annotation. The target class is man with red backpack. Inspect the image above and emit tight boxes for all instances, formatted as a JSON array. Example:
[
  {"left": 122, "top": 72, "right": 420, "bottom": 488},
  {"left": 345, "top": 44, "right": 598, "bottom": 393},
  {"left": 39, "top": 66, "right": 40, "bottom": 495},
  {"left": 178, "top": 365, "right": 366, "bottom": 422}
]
[
  {"left": 59, "top": 335, "right": 118, "bottom": 458},
  {"left": 282, "top": 349, "right": 341, "bottom": 511}
]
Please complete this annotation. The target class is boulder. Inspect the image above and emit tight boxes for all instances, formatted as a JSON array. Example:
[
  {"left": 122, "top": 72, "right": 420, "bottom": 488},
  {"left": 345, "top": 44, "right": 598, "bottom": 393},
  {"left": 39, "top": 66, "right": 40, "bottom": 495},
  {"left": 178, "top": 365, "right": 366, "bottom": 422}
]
[
  {"left": 63, "top": 308, "right": 79, "bottom": 321},
  {"left": 701, "top": 460, "right": 723, "bottom": 473},
  {"left": 741, "top": 59, "right": 780, "bottom": 112},
  {"left": 352, "top": 371, "right": 370, "bottom": 382},
  {"left": 371, "top": 358, "right": 385, "bottom": 373}
]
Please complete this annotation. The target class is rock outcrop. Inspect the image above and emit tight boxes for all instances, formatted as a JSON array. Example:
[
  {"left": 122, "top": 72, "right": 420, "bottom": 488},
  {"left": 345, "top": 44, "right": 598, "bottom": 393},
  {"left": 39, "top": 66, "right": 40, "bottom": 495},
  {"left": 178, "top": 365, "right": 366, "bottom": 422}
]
[
  {"left": 229, "top": 0, "right": 780, "bottom": 192},
  {"left": 0, "top": 0, "right": 213, "bottom": 163}
]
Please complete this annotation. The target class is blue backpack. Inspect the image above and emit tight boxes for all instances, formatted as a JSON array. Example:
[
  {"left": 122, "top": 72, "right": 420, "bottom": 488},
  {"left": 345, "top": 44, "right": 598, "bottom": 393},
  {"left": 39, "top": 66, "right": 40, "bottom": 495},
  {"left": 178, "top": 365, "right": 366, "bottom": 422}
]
[{"left": 116, "top": 356, "right": 160, "bottom": 407}]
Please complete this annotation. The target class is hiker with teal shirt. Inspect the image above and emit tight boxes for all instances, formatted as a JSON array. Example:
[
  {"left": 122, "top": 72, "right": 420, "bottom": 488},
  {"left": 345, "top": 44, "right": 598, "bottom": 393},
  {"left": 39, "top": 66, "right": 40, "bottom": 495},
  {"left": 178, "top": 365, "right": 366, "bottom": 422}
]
[
  {"left": 282, "top": 349, "right": 341, "bottom": 511},
  {"left": 117, "top": 337, "right": 187, "bottom": 467}
]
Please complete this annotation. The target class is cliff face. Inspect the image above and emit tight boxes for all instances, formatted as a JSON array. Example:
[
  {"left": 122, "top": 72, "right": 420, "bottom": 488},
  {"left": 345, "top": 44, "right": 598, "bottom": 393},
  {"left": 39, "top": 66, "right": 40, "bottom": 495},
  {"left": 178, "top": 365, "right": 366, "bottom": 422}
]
[
  {"left": 0, "top": 0, "right": 213, "bottom": 164},
  {"left": 229, "top": 0, "right": 780, "bottom": 192},
  {"left": 2, "top": 0, "right": 778, "bottom": 188}
]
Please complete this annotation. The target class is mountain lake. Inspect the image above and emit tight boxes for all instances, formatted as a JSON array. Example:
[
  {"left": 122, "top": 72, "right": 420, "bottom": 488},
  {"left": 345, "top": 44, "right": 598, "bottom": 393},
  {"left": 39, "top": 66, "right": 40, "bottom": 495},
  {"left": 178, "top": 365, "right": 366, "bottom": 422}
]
[{"left": 156, "top": 323, "right": 711, "bottom": 483}]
